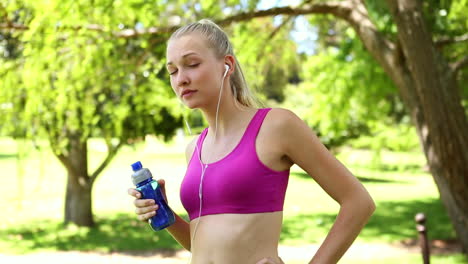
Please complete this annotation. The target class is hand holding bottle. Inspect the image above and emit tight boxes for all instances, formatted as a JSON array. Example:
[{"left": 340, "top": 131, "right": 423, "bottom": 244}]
[
  {"left": 129, "top": 161, "right": 175, "bottom": 231},
  {"left": 128, "top": 179, "right": 168, "bottom": 222}
]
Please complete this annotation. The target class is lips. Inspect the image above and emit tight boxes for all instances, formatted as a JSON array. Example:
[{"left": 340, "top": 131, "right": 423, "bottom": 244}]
[{"left": 181, "top": 89, "right": 197, "bottom": 98}]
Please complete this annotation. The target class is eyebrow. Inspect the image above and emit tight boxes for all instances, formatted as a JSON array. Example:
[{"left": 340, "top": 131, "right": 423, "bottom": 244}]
[{"left": 166, "top": 52, "right": 199, "bottom": 66}]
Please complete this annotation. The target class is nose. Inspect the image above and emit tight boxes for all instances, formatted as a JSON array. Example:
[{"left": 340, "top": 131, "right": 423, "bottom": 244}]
[{"left": 176, "top": 70, "right": 190, "bottom": 87}]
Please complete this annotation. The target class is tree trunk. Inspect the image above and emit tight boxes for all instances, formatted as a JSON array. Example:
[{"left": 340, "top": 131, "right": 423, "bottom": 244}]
[
  {"left": 386, "top": 0, "right": 468, "bottom": 253},
  {"left": 57, "top": 135, "right": 95, "bottom": 227},
  {"left": 64, "top": 172, "right": 94, "bottom": 226}
]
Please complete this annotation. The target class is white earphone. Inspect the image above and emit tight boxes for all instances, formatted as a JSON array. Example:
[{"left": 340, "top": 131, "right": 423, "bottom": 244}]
[{"left": 223, "top": 64, "right": 230, "bottom": 78}]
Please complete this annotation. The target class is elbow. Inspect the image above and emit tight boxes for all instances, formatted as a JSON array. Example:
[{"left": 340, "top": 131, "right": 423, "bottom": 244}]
[
  {"left": 345, "top": 192, "right": 376, "bottom": 219},
  {"left": 362, "top": 193, "right": 376, "bottom": 219},
  {"left": 368, "top": 197, "right": 376, "bottom": 216},
  {"left": 360, "top": 185, "right": 376, "bottom": 217}
]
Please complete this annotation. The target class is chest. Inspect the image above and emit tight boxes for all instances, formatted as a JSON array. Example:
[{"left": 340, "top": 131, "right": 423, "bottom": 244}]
[{"left": 199, "top": 129, "right": 285, "bottom": 171}]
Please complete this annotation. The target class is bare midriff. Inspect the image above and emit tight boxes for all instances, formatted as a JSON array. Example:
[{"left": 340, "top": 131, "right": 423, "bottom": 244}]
[{"left": 189, "top": 211, "right": 284, "bottom": 264}]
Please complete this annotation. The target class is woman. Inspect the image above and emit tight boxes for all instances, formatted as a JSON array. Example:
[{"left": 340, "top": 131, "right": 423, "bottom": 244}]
[{"left": 128, "top": 19, "right": 375, "bottom": 264}]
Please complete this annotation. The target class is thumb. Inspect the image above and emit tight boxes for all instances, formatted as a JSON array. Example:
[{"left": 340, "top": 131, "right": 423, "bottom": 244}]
[
  {"left": 156, "top": 179, "right": 168, "bottom": 203},
  {"left": 157, "top": 179, "right": 165, "bottom": 187}
]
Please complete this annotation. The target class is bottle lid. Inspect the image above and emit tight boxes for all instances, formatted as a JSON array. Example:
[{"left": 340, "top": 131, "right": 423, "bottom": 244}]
[
  {"left": 131, "top": 161, "right": 152, "bottom": 185},
  {"left": 131, "top": 161, "right": 143, "bottom": 172}
]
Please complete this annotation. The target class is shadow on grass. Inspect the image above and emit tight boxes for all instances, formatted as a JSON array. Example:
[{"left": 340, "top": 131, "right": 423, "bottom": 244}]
[
  {"left": 0, "top": 213, "right": 187, "bottom": 255},
  {"left": 377, "top": 163, "right": 425, "bottom": 173},
  {"left": 291, "top": 171, "right": 408, "bottom": 184},
  {"left": 1, "top": 199, "right": 458, "bottom": 256},
  {"left": 281, "top": 197, "right": 457, "bottom": 248},
  {"left": 0, "top": 153, "right": 17, "bottom": 159},
  {"left": 350, "top": 162, "right": 425, "bottom": 173}
]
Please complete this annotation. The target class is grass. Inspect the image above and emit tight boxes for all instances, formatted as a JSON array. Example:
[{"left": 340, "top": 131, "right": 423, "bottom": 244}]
[
  {"left": 0, "top": 137, "right": 465, "bottom": 263},
  {"left": 0, "top": 214, "right": 185, "bottom": 253}
]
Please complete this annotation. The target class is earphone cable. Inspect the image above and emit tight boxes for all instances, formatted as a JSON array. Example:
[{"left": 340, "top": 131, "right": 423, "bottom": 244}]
[{"left": 186, "top": 67, "right": 226, "bottom": 264}]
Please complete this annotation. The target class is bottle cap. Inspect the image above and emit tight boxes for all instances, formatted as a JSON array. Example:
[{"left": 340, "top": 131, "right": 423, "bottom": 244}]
[
  {"left": 131, "top": 161, "right": 143, "bottom": 172},
  {"left": 131, "top": 161, "right": 153, "bottom": 185}
]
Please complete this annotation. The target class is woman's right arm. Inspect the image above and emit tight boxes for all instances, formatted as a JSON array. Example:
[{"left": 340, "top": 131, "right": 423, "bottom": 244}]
[{"left": 127, "top": 137, "right": 198, "bottom": 251}]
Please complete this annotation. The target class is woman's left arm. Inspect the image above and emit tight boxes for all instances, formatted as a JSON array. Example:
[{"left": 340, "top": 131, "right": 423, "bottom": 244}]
[{"left": 274, "top": 109, "right": 376, "bottom": 264}]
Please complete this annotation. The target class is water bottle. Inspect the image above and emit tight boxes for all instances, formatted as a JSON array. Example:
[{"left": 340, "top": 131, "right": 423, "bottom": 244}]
[{"left": 131, "top": 161, "right": 175, "bottom": 231}]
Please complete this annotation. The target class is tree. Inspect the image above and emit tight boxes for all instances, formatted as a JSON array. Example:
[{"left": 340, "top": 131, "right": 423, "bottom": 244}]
[
  {"left": 0, "top": 0, "right": 183, "bottom": 226},
  {"left": 2, "top": 0, "right": 467, "bottom": 253}
]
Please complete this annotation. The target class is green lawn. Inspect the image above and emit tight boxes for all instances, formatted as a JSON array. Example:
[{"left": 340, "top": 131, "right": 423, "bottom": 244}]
[{"left": 0, "top": 137, "right": 465, "bottom": 263}]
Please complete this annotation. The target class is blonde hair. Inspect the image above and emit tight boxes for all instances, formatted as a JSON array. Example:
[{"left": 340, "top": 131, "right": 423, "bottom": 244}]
[{"left": 168, "top": 19, "right": 258, "bottom": 107}]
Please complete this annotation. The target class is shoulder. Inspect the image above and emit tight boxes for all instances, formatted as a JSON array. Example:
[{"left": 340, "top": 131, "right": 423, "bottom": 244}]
[
  {"left": 264, "top": 107, "right": 321, "bottom": 152},
  {"left": 261, "top": 108, "right": 310, "bottom": 148},
  {"left": 263, "top": 108, "right": 305, "bottom": 133}
]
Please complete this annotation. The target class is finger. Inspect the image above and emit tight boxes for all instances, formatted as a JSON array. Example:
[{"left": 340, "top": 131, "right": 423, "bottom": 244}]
[
  {"left": 135, "top": 204, "right": 159, "bottom": 215},
  {"left": 157, "top": 179, "right": 165, "bottom": 187},
  {"left": 137, "top": 211, "right": 156, "bottom": 222},
  {"left": 255, "top": 258, "right": 273, "bottom": 264},
  {"left": 127, "top": 188, "right": 141, "bottom": 198},
  {"left": 134, "top": 198, "right": 155, "bottom": 208}
]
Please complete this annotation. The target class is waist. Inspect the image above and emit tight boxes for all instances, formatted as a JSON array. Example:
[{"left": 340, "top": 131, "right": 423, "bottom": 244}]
[{"left": 190, "top": 212, "right": 283, "bottom": 264}]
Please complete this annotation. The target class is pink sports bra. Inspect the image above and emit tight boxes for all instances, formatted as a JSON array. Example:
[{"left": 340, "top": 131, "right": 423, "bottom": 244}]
[{"left": 180, "top": 108, "right": 290, "bottom": 221}]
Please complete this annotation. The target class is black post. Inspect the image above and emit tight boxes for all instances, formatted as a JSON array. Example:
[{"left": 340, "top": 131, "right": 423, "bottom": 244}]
[{"left": 415, "top": 213, "right": 430, "bottom": 264}]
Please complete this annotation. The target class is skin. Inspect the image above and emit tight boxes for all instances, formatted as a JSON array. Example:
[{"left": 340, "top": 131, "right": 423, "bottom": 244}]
[{"left": 128, "top": 33, "right": 376, "bottom": 264}]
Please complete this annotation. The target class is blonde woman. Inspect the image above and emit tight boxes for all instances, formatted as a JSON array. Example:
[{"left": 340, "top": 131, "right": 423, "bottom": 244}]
[{"left": 128, "top": 19, "right": 375, "bottom": 264}]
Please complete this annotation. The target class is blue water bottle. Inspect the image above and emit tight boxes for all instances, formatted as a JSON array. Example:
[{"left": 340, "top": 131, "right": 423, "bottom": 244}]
[{"left": 131, "top": 161, "right": 175, "bottom": 231}]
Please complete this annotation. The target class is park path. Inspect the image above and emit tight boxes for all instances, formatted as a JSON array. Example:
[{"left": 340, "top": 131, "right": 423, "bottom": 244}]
[{"left": 0, "top": 242, "right": 440, "bottom": 264}]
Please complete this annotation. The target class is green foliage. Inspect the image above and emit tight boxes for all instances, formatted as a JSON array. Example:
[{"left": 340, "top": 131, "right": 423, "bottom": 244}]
[
  {"left": 350, "top": 122, "right": 421, "bottom": 152},
  {"left": 365, "top": 0, "right": 468, "bottom": 107},
  {"left": 230, "top": 17, "right": 300, "bottom": 104},
  {"left": 282, "top": 30, "right": 399, "bottom": 149},
  {"left": 0, "top": 0, "right": 280, "bottom": 144},
  {"left": 364, "top": 0, "right": 397, "bottom": 36},
  {"left": 0, "top": 0, "right": 184, "bottom": 153},
  {"left": 288, "top": 0, "right": 468, "bottom": 149}
]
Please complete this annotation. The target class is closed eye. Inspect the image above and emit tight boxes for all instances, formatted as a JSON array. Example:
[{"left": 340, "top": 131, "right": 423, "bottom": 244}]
[{"left": 168, "top": 62, "right": 199, "bottom": 75}]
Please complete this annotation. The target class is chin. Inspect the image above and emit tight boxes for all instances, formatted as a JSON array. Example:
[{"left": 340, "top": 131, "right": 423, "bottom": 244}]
[{"left": 182, "top": 101, "right": 201, "bottom": 110}]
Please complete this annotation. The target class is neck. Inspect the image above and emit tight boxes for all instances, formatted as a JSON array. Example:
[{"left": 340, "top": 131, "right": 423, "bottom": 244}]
[{"left": 200, "top": 94, "right": 255, "bottom": 141}]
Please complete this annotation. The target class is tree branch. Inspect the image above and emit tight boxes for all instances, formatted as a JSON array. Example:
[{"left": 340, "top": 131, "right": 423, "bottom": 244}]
[
  {"left": 268, "top": 15, "right": 294, "bottom": 40},
  {"left": 1, "top": 0, "right": 396, "bottom": 77},
  {"left": 216, "top": 1, "right": 352, "bottom": 27},
  {"left": 435, "top": 34, "right": 468, "bottom": 48},
  {"left": 1, "top": 1, "right": 353, "bottom": 38},
  {"left": 89, "top": 139, "right": 123, "bottom": 185},
  {"left": 55, "top": 152, "right": 81, "bottom": 186},
  {"left": 266, "top": 0, "right": 316, "bottom": 40},
  {"left": 451, "top": 55, "right": 468, "bottom": 75},
  {"left": 0, "top": 22, "right": 28, "bottom": 30}
]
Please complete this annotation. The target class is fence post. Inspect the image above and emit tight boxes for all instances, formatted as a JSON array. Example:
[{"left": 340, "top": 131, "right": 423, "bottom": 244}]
[{"left": 415, "top": 212, "right": 430, "bottom": 264}]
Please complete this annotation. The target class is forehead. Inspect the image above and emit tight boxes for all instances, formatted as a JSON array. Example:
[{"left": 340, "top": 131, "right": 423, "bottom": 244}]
[{"left": 166, "top": 34, "right": 214, "bottom": 63}]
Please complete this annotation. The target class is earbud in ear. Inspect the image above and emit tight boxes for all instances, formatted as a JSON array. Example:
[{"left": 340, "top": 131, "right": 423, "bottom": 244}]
[{"left": 223, "top": 64, "right": 230, "bottom": 77}]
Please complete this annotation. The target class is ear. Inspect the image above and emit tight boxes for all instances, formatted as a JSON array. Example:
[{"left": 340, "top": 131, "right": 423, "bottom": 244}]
[
  {"left": 224, "top": 55, "right": 235, "bottom": 75},
  {"left": 223, "top": 64, "right": 230, "bottom": 78}
]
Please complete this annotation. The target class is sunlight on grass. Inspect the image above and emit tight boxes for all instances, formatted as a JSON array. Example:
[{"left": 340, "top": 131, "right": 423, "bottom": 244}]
[{"left": 0, "top": 213, "right": 186, "bottom": 254}]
